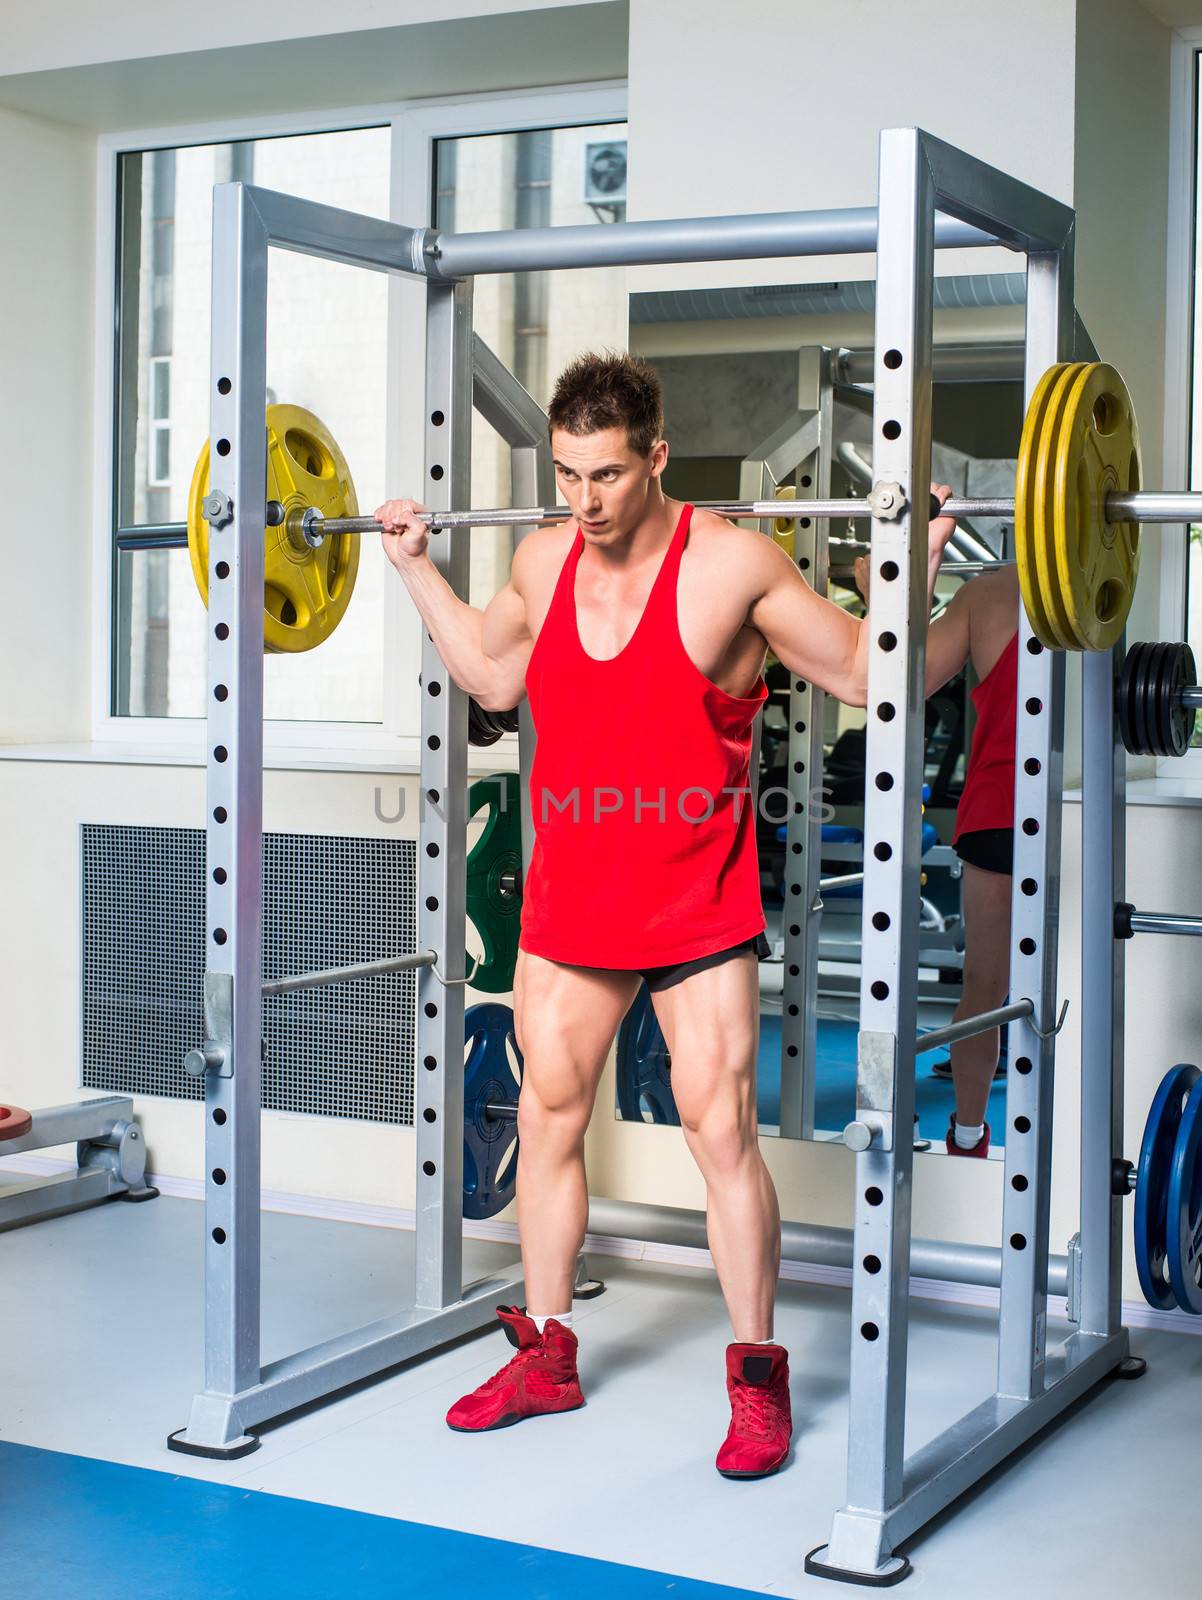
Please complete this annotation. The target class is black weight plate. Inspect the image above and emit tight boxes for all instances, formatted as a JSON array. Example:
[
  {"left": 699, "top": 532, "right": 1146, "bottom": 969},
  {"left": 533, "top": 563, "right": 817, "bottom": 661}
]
[
  {"left": 1117, "top": 642, "right": 1146, "bottom": 755},
  {"left": 1168, "top": 1071, "right": 1202, "bottom": 1313},
  {"left": 463, "top": 1002, "right": 522, "bottom": 1221},
  {"left": 1165, "top": 642, "right": 1197, "bottom": 759},
  {"left": 1148, "top": 640, "right": 1179, "bottom": 758},
  {"left": 468, "top": 697, "right": 504, "bottom": 747},
  {"left": 1135, "top": 642, "right": 1167, "bottom": 759},
  {"left": 1135, "top": 1062, "right": 1200, "bottom": 1310},
  {"left": 615, "top": 982, "right": 679, "bottom": 1126}
]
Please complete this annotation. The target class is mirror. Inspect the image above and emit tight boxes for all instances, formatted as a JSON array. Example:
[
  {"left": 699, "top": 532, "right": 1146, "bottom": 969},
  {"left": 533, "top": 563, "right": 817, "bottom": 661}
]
[{"left": 615, "top": 280, "right": 1027, "bottom": 1157}]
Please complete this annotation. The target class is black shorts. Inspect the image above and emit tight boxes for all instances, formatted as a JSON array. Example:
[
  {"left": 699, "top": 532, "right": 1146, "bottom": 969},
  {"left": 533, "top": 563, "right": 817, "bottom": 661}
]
[
  {"left": 640, "top": 931, "right": 772, "bottom": 993},
  {"left": 953, "top": 827, "right": 1014, "bottom": 876}
]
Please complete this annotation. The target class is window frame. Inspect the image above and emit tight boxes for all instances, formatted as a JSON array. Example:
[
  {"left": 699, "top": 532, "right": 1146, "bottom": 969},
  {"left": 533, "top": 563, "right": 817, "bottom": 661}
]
[
  {"left": 92, "top": 81, "right": 627, "bottom": 757},
  {"left": 1160, "top": 27, "right": 1202, "bottom": 775}
]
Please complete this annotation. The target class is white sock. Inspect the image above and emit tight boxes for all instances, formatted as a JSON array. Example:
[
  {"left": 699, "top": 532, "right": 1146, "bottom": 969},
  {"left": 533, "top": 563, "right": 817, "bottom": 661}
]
[
  {"left": 530, "top": 1310, "right": 574, "bottom": 1334},
  {"left": 954, "top": 1120, "right": 985, "bottom": 1150},
  {"left": 745, "top": 1337, "right": 777, "bottom": 1345}
]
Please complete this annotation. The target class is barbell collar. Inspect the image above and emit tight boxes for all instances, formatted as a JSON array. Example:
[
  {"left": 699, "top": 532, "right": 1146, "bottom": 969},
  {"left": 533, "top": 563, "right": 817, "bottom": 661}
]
[{"left": 843, "top": 1120, "right": 875, "bottom": 1152}]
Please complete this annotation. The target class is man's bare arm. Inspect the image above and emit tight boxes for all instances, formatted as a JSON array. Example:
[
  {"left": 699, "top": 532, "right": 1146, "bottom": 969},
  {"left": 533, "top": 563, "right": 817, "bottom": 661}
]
[
  {"left": 378, "top": 497, "right": 534, "bottom": 710},
  {"left": 754, "top": 486, "right": 958, "bottom": 707}
]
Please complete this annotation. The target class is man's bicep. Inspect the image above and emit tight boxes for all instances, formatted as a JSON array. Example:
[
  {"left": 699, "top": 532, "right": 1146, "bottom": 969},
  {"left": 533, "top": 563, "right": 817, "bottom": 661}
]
[
  {"left": 748, "top": 549, "right": 860, "bottom": 697},
  {"left": 480, "top": 582, "right": 533, "bottom": 707}
]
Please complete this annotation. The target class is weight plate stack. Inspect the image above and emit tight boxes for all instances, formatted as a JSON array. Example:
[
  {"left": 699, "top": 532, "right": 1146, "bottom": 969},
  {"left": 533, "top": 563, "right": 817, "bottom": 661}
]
[
  {"left": 465, "top": 772, "right": 523, "bottom": 994},
  {"left": 1134, "top": 1063, "right": 1199, "bottom": 1310},
  {"left": 187, "top": 405, "right": 360, "bottom": 653},
  {"left": 615, "top": 982, "right": 678, "bottom": 1125},
  {"left": 462, "top": 1002, "right": 522, "bottom": 1221},
  {"left": 1118, "top": 641, "right": 1197, "bottom": 757}
]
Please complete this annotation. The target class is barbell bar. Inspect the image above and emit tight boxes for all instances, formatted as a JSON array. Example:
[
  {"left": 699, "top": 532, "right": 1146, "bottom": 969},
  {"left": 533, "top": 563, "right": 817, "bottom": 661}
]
[{"left": 281, "top": 489, "right": 1202, "bottom": 542}]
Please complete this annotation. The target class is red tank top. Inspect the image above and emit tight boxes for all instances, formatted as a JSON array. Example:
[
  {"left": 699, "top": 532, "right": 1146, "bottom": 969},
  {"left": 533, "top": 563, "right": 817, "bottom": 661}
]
[
  {"left": 520, "top": 504, "right": 769, "bottom": 967},
  {"left": 953, "top": 629, "right": 1018, "bottom": 841}
]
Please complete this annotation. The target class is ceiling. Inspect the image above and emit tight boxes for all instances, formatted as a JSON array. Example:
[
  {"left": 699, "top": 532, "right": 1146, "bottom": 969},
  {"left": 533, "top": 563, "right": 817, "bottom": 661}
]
[{"left": 0, "top": 2, "right": 628, "bottom": 134}]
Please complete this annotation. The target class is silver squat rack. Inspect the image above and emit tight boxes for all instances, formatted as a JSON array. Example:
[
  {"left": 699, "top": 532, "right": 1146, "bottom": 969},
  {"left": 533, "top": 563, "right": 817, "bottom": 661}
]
[{"left": 173, "top": 132, "right": 1140, "bottom": 1590}]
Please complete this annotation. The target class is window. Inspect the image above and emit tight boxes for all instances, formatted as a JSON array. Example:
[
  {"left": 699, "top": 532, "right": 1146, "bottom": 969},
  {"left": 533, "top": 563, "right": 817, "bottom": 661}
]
[
  {"left": 107, "top": 89, "right": 627, "bottom": 740},
  {"left": 429, "top": 118, "right": 628, "bottom": 609},
  {"left": 111, "top": 126, "right": 391, "bottom": 724}
]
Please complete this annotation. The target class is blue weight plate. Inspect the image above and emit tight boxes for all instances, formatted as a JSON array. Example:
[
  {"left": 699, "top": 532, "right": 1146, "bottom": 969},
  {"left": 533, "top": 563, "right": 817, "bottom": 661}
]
[
  {"left": 462, "top": 1002, "right": 522, "bottom": 1222},
  {"left": 1167, "top": 1070, "right": 1202, "bottom": 1314},
  {"left": 615, "top": 982, "right": 679, "bottom": 1126},
  {"left": 1135, "top": 1062, "right": 1201, "bottom": 1310}
]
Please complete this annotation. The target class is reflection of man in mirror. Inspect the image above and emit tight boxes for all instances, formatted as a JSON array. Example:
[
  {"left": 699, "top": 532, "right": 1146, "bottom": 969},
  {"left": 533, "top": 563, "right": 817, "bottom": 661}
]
[{"left": 858, "top": 554, "right": 1019, "bottom": 1158}]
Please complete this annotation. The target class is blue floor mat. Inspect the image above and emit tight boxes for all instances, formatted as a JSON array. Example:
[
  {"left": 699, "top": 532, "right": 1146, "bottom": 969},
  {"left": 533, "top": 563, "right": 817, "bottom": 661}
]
[
  {"left": 0, "top": 1440, "right": 778, "bottom": 1600},
  {"left": 756, "top": 1017, "right": 1007, "bottom": 1144}
]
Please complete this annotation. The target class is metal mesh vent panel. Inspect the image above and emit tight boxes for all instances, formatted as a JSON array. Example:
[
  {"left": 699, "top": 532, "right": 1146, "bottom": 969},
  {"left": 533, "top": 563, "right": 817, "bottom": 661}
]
[{"left": 81, "top": 824, "right": 416, "bottom": 1123}]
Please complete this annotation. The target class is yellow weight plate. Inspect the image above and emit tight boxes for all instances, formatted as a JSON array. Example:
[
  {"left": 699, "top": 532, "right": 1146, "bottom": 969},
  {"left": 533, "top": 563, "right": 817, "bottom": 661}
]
[
  {"left": 772, "top": 485, "right": 797, "bottom": 555},
  {"left": 1014, "top": 363, "right": 1074, "bottom": 648},
  {"left": 1051, "top": 363, "right": 1141, "bottom": 652},
  {"left": 1032, "top": 362, "right": 1087, "bottom": 650},
  {"left": 187, "top": 405, "right": 360, "bottom": 654}
]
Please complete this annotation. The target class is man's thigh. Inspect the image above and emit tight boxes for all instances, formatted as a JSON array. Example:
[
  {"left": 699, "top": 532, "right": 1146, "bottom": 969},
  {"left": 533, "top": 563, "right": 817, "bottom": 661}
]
[
  {"left": 648, "top": 948, "right": 760, "bottom": 1123},
  {"left": 514, "top": 948, "right": 643, "bottom": 1114}
]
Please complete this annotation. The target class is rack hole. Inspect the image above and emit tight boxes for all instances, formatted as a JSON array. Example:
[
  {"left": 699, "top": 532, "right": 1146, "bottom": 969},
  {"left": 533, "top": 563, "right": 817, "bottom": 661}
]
[
  {"left": 861, "top": 1321, "right": 881, "bottom": 1341},
  {"left": 430, "top": 464, "right": 444, "bottom": 481},
  {"left": 212, "top": 1168, "right": 227, "bottom": 1186},
  {"left": 882, "top": 420, "right": 902, "bottom": 441},
  {"left": 213, "top": 928, "right": 227, "bottom": 945},
  {"left": 422, "top": 1161, "right": 436, "bottom": 1177},
  {"left": 881, "top": 560, "right": 899, "bottom": 581},
  {"left": 1012, "top": 1174, "right": 1029, "bottom": 1192},
  {"left": 874, "top": 841, "right": 893, "bottom": 861},
  {"left": 212, "top": 1227, "right": 227, "bottom": 1244},
  {"left": 1014, "top": 1115, "right": 1032, "bottom": 1133},
  {"left": 430, "top": 410, "right": 445, "bottom": 426},
  {"left": 883, "top": 349, "right": 903, "bottom": 370},
  {"left": 217, "top": 377, "right": 232, "bottom": 395},
  {"left": 872, "top": 911, "right": 891, "bottom": 931},
  {"left": 1015, "top": 1056, "right": 1033, "bottom": 1075},
  {"left": 216, "top": 438, "right": 231, "bottom": 457},
  {"left": 870, "top": 979, "right": 889, "bottom": 1001},
  {"left": 875, "top": 772, "right": 894, "bottom": 791},
  {"left": 864, "top": 1254, "right": 882, "bottom": 1273},
  {"left": 1021, "top": 878, "right": 1038, "bottom": 896},
  {"left": 866, "top": 1186, "right": 884, "bottom": 1207},
  {"left": 1010, "top": 1233, "right": 1028, "bottom": 1251},
  {"left": 212, "top": 1108, "right": 226, "bottom": 1126}
]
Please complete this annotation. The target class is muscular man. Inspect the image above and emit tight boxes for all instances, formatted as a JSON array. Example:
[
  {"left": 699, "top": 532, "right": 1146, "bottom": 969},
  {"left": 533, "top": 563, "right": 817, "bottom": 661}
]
[
  {"left": 857, "top": 552, "right": 1019, "bottom": 1159},
  {"left": 378, "top": 353, "right": 956, "bottom": 1478}
]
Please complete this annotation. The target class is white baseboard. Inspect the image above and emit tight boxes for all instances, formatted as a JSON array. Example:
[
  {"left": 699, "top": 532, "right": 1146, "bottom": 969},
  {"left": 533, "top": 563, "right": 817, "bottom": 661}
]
[{"left": 5, "top": 1154, "right": 1198, "bottom": 1338}]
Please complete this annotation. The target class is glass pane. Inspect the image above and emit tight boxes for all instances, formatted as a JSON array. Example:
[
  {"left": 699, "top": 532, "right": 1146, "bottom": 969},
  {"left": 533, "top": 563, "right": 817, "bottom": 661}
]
[
  {"left": 152, "top": 425, "right": 170, "bottom": 485},
  {"left": 432, "top": 122, "right": 628, "bottom": 610},
  {"left": 152, "top": 358, "right": 170, "bottom": 421},
  {"left": 113, "top": 126, "right": 390, "bottom": 723}
]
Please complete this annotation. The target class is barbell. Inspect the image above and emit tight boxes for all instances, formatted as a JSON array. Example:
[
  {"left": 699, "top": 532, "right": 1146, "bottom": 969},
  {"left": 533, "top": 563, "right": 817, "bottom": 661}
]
[{"left": 189, "top": 362, "right": 1202, "bottom": 656}]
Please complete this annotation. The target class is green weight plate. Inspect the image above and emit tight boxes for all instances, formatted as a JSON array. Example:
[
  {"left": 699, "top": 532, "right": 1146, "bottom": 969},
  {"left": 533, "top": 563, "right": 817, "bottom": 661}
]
[{"left": 465, "top": 771, "right": 523, "bottom": 993}]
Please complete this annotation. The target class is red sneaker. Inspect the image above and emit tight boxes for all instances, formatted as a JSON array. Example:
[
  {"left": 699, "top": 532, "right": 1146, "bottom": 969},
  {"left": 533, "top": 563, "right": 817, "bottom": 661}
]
[
  {"left": 946, "top": 1116, "right": 991, "bottom": 1158},
  {"left": 446, "top": 1306, "right": 584, "bottom": 1432},
  {"left": 715, "top": 1342, "right": 792, "bottom": 1478}
]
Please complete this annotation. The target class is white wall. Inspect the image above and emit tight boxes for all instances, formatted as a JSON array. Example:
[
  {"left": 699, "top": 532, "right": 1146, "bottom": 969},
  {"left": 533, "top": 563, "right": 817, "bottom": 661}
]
[
  {"left": 3, "top": 0, "right": 585, "bottom": 74},
  {"left": 0, "top": 106, "right": 95, "bottom": 743},
  {"left": 626, "top": 0, "right": 1078, "bottom": 292}
]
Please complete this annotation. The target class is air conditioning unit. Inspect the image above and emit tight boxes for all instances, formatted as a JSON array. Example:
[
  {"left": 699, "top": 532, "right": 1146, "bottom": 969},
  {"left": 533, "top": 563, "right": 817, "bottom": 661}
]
[{"left": 583, "top": 139, "right": 627, "bottom": 206}]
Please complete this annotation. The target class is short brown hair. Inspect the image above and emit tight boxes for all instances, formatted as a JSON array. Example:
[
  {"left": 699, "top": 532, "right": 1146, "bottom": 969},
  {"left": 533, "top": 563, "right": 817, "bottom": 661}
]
[{"left": 547, "top": 351, "right": 664, "bottom": 457}]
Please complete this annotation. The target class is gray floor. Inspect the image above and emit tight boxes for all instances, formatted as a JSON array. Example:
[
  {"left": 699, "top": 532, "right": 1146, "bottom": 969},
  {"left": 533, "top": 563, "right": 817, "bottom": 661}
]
[{"left": 4, "top": 1187, "right": 1200, "bottom": 1597}]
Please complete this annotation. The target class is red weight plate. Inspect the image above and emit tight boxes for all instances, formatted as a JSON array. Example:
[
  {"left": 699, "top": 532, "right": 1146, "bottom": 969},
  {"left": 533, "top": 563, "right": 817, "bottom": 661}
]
[{"left": 0, "top": 1103, "right": 33, "bottom": 1141}]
